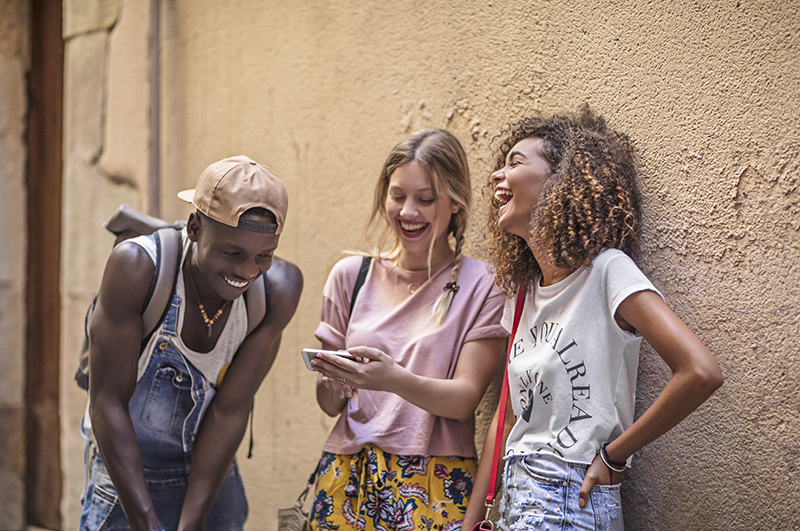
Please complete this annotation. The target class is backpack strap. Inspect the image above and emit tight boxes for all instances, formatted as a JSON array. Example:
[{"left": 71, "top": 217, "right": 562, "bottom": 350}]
[
  {"left": 75, "top": 297, "right": 98, "bottom": 390},
  {"left": 140, "top": 227, "right": 183, "bottom": 345},
  {"left": 349, "top": 256, "right": 372, "bottom": 319},
  {"left": 244, "top": 272, "right": 270, "bottom": 336},
  {"left": 243, "top": 271, "right": 270, "bottom": 458},
  {"left": 75, "top": 227, "right": 183, "bottom": 390}
]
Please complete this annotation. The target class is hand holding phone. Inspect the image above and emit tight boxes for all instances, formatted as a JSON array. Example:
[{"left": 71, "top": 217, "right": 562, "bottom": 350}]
[{"left": 301, "top": 348, "right": 363, "bottom": 371}]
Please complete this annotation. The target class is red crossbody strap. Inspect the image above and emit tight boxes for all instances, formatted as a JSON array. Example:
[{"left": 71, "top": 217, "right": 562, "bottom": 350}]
[{"left": 485, "top": 287, "right": 526, "bottom": 506}]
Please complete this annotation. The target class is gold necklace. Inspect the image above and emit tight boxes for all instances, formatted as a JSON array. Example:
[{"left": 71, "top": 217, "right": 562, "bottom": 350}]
[{"left": 186, "top": 258, "right": 229, "bottom": 338}]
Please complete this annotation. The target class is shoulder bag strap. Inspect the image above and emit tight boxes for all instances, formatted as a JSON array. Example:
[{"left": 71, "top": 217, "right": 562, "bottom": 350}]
[
  {"left": 484, "top": 288, "right": 527, "bottom": 511},
  {"left": 349, "top": 255, "right": 372, "bottom": 319}
]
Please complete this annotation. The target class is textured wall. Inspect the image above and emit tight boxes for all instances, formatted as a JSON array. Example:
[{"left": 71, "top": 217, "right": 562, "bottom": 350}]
[
  {"left": 60, "top": 0, "right": 141, "bottom": 525},
  {"left": 0, "top": 0, "right": 27, "bottom": 528},
  {"left": 59, "top": 1, "right": 800, "bottom": 529}
]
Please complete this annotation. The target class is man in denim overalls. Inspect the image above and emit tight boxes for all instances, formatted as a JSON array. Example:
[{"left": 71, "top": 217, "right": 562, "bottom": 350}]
[{"left": 80, "top": 156, "right": 303, "bottom": 531}]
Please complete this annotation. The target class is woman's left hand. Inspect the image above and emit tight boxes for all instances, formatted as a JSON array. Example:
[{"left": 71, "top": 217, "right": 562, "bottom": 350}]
[
  {"left": 310, "top": 346, "right": 404, "bottom": 394},
  {"left": 318, "top": 372, "right": 354, "bottom": 400},
  {"left": 578, "top": 453, "right": 621, "bottom": 507}
]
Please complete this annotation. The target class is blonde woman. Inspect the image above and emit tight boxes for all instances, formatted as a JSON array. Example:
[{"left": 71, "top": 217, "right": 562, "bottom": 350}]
[{"left": 309, "top": 129, "right": 507, "bottom": 530}]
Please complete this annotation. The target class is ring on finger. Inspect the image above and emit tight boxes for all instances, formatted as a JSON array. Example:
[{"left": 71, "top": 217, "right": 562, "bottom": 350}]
[{"left": 340, "top": 377, "right": 346, "bottom": 385}]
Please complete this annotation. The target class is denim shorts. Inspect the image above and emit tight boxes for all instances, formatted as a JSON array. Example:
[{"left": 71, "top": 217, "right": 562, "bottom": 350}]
[{"left": 498, "top": 453, "right": 623, "bottom": 531}]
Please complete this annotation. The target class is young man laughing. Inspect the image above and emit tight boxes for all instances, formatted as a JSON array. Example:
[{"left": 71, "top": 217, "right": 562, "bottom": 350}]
[{"left": 80, "top": 156, "right": 303, "bottom": 531}]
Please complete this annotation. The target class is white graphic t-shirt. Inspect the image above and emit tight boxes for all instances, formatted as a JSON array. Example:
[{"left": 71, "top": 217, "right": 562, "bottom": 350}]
[{"left": 502, "top": 249, "right": 663, "bottom": 466}]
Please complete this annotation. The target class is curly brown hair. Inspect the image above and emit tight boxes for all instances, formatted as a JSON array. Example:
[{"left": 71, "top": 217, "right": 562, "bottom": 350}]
[{"left": 484, "top": 105, "right": 641, "bottom": 295}]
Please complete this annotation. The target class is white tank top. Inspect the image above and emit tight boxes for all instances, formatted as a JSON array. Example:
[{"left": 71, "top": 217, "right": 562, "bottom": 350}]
[{"left": 131, "top": 230, "right": 248, "bottom": 388}]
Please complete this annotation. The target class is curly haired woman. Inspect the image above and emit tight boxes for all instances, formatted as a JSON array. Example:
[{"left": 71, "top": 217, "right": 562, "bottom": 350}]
[{"left": 463, "top": 106, "right": 723, "bottom": 531}]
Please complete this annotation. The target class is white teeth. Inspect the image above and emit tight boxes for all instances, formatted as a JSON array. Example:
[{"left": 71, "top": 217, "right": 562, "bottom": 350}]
[
  {"left": 224, "top": 276, "right": 248, "bottom": 288},
  {"left": 400, "top": 221, "right": 426, "bottom": 232},
  {"left": 495, "top": 189, "right": 513, "bottom": 204}
]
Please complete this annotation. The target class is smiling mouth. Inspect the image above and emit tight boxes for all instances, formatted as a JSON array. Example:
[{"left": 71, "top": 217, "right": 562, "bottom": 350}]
[
  {"left": 494, "top": 189, "right": 513, "bottom": 205},
  {"left": 399, "top": 220, "right": 429, "bottom": 237},
  {"left": 223, "top": 275, "right": 248, "bottom": 289}
]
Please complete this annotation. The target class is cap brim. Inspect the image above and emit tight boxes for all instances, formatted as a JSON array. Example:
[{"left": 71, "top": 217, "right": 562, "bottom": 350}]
[{"left": 177, "top": 189, "right": 195, "bottom": 203}]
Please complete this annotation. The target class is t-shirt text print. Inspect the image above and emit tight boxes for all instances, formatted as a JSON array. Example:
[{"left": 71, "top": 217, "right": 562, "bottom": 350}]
[
  {"left": 502, "top": 249, "right": 664, "bottom": 466},
  {"left": 512, "top": 320, "right": 591, "bottom": 458}
]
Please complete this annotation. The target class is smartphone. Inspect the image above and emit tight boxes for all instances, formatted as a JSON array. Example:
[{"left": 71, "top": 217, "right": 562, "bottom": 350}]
[{"left": 301, "top": 348, "right": 363, "bottom": 371}]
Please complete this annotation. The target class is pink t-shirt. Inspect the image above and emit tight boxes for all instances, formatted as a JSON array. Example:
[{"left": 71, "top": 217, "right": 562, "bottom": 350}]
[{"left": 315, "top": 255, "right": 506, "bottom": 457}]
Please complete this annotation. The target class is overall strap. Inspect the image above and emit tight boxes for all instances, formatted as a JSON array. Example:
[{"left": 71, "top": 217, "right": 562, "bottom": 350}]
[{"left": 485, "top": 288, "right": 527, "bottom": 508}]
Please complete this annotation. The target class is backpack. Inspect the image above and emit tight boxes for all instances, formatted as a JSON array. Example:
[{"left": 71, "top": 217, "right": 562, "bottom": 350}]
[{"left": 75, "top": 204, "right": 271, "bottom": 391}]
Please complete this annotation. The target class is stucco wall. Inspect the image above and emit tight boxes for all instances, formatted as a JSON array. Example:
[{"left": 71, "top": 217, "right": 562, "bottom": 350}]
[
  {"left": 59, "top": 1, "right": 799, "bottom": 530},
  {"left": 0, "top": 0, "right": 27, "bottom": 528},
  {"left": 61, "top": 0, "right": 142, "bottom": 524}
]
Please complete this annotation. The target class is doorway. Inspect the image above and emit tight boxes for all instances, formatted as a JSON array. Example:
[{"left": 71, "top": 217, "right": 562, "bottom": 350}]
[{"left": 25, "top": 0, "right": 63, "bottom": 527}]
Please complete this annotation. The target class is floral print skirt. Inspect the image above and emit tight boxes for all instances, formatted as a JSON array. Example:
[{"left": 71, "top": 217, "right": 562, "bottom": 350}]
[{"left": 309, "top": 444, "right": 476, "bottom": 531}]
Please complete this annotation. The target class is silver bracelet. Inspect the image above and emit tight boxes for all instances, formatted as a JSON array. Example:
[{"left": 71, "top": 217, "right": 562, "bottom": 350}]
[{"left": 599, "top": 445, "right": 626, "bottom": 474}]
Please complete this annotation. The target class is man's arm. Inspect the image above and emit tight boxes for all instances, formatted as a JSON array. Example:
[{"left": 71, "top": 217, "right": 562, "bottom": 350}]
[
  {"left": 88, "top": 242, "right": 163, "bottom": 531},
  {"left": 178, "top": 257, "right": 303, "bottom": 531}
]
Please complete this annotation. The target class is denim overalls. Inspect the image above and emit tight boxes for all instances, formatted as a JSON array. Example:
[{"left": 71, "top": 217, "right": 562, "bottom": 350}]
[{"left": 80, "top": 289, "right": 248, "bottom": 531}]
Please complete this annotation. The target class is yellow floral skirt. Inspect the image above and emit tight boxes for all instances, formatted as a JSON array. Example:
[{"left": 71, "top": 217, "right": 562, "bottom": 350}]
[{"left": 309, "top": 444, "right": 477, "bottom": 531}]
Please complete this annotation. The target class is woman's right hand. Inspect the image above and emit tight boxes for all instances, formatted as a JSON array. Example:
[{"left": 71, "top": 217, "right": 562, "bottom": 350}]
[{"left": 578, "top": 453, "right": 621, "bottom": 507}]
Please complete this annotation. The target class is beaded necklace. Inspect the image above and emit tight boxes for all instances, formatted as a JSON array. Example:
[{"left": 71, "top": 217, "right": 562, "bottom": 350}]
[{"left": 186, "top": 255, "right": 230, "bottom": 338}]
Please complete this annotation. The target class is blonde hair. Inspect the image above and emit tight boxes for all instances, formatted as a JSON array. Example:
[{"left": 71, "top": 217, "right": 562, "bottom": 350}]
[{"left": 369, "top": 129, "right": 471, "bottom": 325}]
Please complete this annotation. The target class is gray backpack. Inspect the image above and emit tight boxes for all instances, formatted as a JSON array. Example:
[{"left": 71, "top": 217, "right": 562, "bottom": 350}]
[{"left": 75, "top": 204, "right": 270, "bottom": 390}]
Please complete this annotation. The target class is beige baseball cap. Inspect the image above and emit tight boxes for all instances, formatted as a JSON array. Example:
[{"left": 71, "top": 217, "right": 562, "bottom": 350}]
[{"left": 177, "top": 155, "right": 288, "bottom": 235}]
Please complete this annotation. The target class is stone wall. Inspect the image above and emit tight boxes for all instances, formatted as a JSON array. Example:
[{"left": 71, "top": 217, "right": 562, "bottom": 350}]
[
  {"left": 58, "top": 1, "right": 800, "bottom": 530},
  {"left": 0, "top": 0, "right": 28, "bottom": 528},
  {"left": 60, "top": 0, "right": 145, "bottom": 525}
]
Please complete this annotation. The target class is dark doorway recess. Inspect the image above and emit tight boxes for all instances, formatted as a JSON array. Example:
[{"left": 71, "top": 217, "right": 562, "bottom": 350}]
[{"left": 26, "top": 0, "right": 64, "bottom": 527}]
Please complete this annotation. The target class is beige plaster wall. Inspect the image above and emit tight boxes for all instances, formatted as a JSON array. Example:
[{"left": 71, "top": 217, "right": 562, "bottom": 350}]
[
  {"left": 60, "top": 0, "right": 800, "bottom": 529},
  {"left": 0, "top": 1, "right": 28, "bottom": 528},
  {"left": 61, "top": 0, "right": 143, "bottom": 524}
]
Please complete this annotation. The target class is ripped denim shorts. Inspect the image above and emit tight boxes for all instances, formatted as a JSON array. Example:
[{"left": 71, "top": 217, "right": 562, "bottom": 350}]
[{"left": 498, "top": 452, "right": 623, "bottom": 531}]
